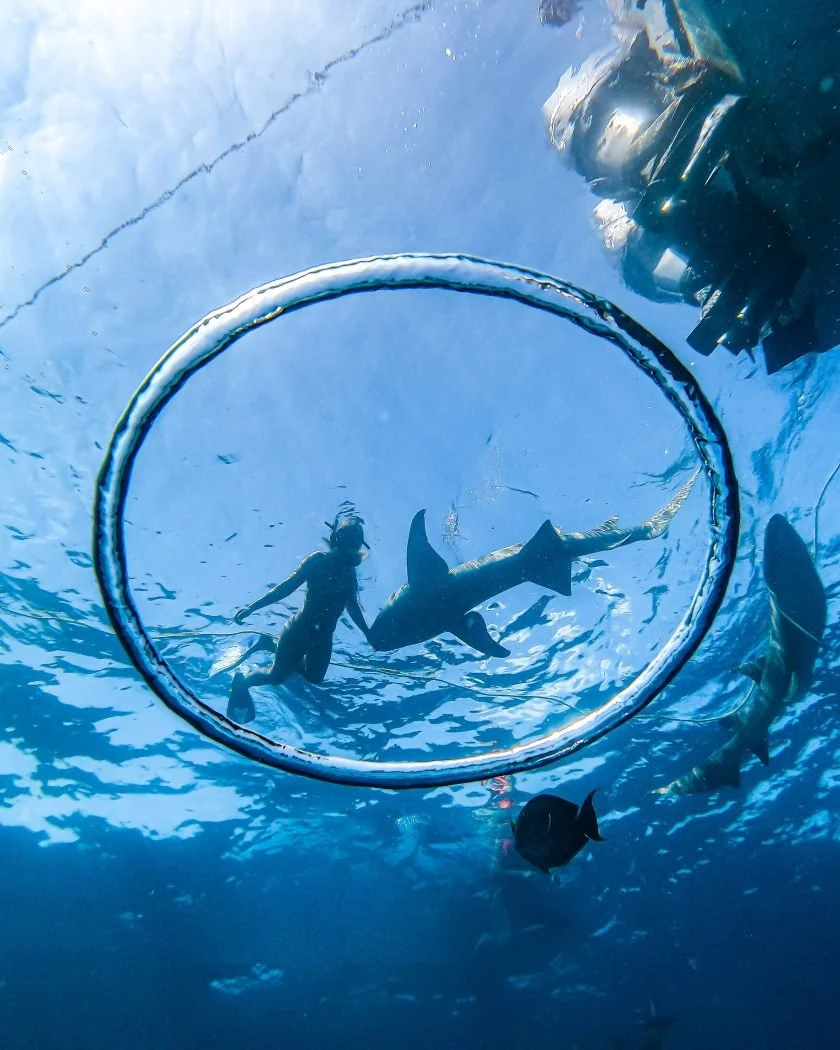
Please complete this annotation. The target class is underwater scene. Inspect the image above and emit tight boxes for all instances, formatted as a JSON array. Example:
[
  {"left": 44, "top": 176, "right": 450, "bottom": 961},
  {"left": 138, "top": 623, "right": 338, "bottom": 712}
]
[{"left": 2, "top": 1, "right": 839, "bottom": 1047}]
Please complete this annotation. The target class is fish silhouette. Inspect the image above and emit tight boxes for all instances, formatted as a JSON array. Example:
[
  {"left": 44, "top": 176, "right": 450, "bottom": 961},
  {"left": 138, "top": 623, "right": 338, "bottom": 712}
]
[
  {"left": 368, "top": 473, "right": 698, "bottom": 656},
  {"left": 658, "top": 514, "right": 827, "bottom": 795},
  {"left": 512, "top": 790, "right": 603, "bottom": 874}
]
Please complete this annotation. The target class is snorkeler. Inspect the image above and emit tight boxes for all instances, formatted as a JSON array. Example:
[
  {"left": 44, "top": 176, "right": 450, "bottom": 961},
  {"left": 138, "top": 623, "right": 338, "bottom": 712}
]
[{"left": 227, "top": 514, "right": 371, "bottom": 724}]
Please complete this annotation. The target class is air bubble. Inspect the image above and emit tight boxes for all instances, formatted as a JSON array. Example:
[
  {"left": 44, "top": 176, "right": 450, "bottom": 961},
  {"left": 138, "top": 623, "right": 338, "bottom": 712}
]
[{"left": 93, "top": 254, "right": 739, "bottom": 788}]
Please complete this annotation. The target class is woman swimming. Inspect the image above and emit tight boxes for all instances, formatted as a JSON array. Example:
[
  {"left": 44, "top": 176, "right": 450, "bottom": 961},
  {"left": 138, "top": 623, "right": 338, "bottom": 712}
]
[{"left": 227, "top": 514, "right": 371, "bottom": 723}]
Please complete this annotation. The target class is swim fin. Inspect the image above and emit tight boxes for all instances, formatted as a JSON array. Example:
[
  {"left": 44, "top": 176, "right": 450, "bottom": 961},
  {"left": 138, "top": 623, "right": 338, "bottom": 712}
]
[{"left": 227, "top": 672, "right": 256, "bottom": 724}]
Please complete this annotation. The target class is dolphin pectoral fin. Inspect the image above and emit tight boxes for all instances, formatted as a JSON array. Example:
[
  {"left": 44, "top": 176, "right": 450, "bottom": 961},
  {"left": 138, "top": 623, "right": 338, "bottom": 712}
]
[
  {"left": 451, "top": 611, "right": 511, "bottom": 658},
  {"left": 521, "top": 520, "right": 572, "bottom": 596},
  {"left": 406, "top": 510, "right": 450, "bottom": 589}
]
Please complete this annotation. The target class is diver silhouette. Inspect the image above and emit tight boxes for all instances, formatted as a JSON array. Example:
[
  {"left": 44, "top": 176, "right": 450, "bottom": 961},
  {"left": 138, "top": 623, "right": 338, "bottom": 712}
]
[{"left": 227, "top": 514, "right": 371, "bottom": 724}]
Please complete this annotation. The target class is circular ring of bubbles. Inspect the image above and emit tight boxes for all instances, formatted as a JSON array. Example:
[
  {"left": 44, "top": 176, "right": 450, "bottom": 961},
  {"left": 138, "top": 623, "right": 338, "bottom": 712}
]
[{"left": 93, "top": 253, "right": 739, "bottom": 789}]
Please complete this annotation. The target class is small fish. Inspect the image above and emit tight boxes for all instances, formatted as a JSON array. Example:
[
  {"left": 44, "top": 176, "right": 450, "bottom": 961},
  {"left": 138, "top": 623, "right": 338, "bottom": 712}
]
[
  {"left": 506, "top": 485, "right": 541, "bottom": 500},
  {"left": 511, "top": 790, "right": 602, "bottom": 874},
  {"left": 500, "top": 594, "right": 553, "bottom": 639}
]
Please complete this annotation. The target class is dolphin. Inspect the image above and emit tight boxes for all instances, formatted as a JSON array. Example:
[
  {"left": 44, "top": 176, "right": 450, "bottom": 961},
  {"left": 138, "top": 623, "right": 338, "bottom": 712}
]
[
  {"left": 367, "top": 473, "right": 698, "bottom": 657},
  {"left": 657, "top": 514, "right": 827, "bottom": 795}
]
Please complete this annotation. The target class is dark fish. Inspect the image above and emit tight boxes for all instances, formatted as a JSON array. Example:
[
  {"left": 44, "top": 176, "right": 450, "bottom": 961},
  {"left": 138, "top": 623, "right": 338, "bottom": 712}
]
[
  {"left": 512, "top": 790, "right": 602, "bottom": 874},
  {"left": 500, "top": 594, "right": 553, "bottom": 639}
]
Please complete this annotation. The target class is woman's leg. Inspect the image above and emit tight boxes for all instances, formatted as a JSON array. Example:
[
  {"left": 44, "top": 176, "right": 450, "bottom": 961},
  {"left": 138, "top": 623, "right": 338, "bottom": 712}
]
[
  {"left": 227, "top": 619, "right": 304, "bottom": 722},
  {"left": 300, "top": 634, "right": 333, "bottom": 684}
]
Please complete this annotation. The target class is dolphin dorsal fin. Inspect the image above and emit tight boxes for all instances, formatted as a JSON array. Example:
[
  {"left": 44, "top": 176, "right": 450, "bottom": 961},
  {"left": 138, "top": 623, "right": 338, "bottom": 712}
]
[{"left": 406, "top": 510, "right": 449, "bottom": 588}]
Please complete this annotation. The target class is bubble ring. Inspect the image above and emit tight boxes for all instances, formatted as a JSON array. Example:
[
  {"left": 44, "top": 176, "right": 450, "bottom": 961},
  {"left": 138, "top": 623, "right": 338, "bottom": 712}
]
[{"left": 93, "top": 253, "right": 739, "bottom": 788}]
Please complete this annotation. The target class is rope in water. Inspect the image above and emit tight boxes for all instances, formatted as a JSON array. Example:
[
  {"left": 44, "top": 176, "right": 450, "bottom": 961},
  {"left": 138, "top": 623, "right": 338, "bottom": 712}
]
[
  {"left": 814, "top": 458, "right": 840, "bottom": 563},
  {"left": 6, "top": 448, "right": 835, "bottom": 730},
  {"left": 0, "top": 600, "right": 740, "bottom": 725}
]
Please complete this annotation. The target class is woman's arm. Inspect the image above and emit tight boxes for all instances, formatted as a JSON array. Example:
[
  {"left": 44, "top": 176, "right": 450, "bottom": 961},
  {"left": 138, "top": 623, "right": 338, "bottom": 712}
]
[
  {"left": 234, "top": 554, "right": 319, "bottom": 624},
  {"left": 345, "top": 592, "right": 371, "bottom": 640}
]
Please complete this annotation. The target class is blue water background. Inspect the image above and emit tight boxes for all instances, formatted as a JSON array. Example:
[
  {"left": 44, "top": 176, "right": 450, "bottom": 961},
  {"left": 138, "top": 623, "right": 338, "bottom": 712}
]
[{"left": 1, "top": 2, "right": 838, "bottom": 1047}]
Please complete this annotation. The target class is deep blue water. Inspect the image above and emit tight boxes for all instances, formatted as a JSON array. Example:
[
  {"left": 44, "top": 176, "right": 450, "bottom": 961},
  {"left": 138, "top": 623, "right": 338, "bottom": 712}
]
[{"left": 1, "top": 2, "right": 839, "bottom": 1048}]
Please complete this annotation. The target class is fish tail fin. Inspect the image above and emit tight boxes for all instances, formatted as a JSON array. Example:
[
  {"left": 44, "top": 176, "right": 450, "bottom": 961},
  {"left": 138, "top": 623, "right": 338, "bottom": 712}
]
[
  {"left": 520, "top": 520, "right": 572, "bottom": 595},
  {"left": 578, "top": 789, "right": 603, "bottom": 841}
]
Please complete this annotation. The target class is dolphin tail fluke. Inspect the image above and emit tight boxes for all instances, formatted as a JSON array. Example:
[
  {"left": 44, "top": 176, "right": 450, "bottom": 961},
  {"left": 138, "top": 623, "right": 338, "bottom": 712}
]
[
  {"left": 578, "top": 789, "right": 603, "bottom": 841},
  {"left": 521, "top": 520, "right": 572, "bottom": 595}
]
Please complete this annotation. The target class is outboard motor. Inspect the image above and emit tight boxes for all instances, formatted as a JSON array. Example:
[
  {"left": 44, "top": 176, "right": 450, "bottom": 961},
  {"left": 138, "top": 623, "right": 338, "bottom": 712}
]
[{"left": 542, "top": 0, "right": 838, "bottom": 373}]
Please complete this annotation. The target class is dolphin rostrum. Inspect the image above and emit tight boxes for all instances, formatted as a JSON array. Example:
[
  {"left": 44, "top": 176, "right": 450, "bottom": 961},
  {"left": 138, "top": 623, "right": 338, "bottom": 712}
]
[
  {"left": 367, "top": 472, "right": 698, "bottom": 657},
  {"left": 656, "top": 514, "right": 827, "bottom": 796}
]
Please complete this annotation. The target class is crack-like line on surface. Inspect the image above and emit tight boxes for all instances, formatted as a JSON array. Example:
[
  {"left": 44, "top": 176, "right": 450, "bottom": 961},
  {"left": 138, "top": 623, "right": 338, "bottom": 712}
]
[{"left": 0, "top": 2, "right": 431, "bottom": 333}]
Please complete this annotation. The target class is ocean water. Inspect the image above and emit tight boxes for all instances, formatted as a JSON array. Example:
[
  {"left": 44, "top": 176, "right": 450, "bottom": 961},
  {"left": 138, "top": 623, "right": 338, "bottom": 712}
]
[{"left": 1, "top": 2, "right": 838, "bottom": 1048}]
